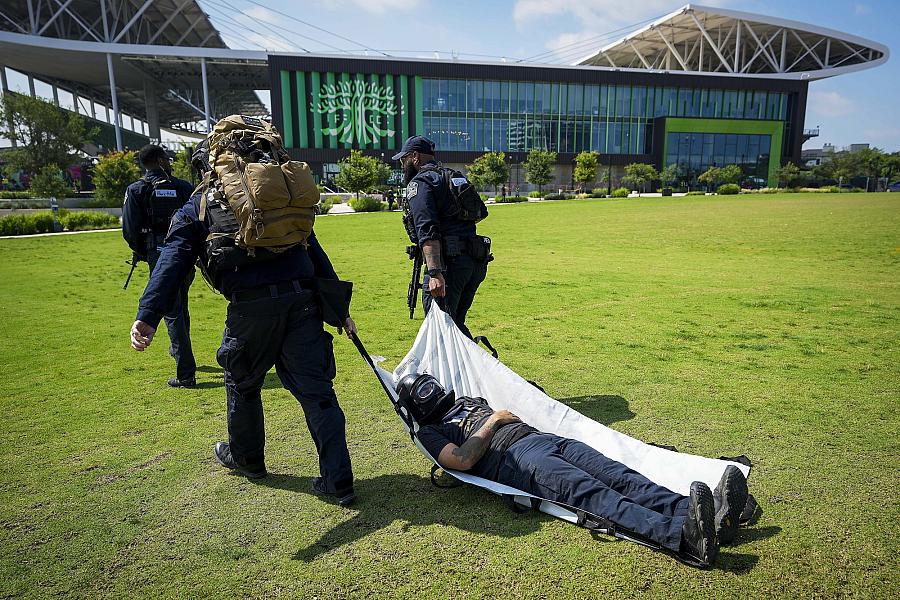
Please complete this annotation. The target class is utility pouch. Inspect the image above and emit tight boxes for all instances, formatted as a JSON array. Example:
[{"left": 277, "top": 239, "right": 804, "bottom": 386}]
[{"left": 469, "top": 236, "right": 493, "bottom": 262}]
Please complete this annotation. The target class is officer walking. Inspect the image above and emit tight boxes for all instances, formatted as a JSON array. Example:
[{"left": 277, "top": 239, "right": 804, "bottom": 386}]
[
  {"left": 128, "top": 148, "right": 358, "bottom": 505},
  {"left": 122, "top": 145, "right": 197, "bottom": 388},
  {"left": 395, "top": 136, "right": 491, "bottom": 339}
]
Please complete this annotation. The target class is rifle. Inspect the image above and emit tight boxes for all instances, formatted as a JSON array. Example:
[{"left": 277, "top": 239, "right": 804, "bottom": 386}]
[
  {"left": 123, "top": 253, "right": 142, "bottom": 289},
  {"left": 406, "top": 244, "right": 423, "bottom": 319}
]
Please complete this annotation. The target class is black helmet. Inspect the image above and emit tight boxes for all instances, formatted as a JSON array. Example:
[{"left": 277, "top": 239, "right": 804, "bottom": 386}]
[{"left": 396, "top": 373, "right": 456, "bottom": 426}]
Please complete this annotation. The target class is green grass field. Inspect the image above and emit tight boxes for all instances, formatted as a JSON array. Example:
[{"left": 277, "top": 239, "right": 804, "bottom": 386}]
[{"left": 0, "top": 193, "right": 897, "bottom": 598}]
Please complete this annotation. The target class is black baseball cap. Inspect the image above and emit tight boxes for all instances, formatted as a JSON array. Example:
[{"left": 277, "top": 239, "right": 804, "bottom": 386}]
[{"left": 391, "top": 136, "right": 436, "bottom": 161}]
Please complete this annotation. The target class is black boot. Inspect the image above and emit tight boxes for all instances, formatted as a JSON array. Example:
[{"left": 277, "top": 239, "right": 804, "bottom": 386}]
[
  {"left": 167, "top": 377, "right": 196, "bottom": 388},
  {"left": 311, "top": 476, "right": 357, "bottom": 507},
  {"left": 714, "top": 465, "right": 749, "bottom": 545},
  {"left": 680, "top": 481, "right": 718, "bottom": 567},
  {"left": 214, "top": 442, "right": 267, "bottom": 479}
]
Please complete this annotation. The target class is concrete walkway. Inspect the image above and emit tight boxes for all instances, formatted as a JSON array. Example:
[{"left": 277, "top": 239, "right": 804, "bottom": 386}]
[{"left": 0, "top": 227, "right": 120, "bottom": 240}]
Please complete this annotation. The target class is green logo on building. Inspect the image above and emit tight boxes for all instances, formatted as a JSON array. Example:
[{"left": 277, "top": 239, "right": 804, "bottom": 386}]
[{"left": 317, "top": 80, "right": 398, "bottom": 144}]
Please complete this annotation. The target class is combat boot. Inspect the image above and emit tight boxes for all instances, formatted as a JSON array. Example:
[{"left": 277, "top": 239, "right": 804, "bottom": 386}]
[
  {"left": 680, "top": 481, "right": 718, "bottom": 567},
  {"left": 714, "top": 465, "right": 748, "bottom": 545},
  {"left": 214, "top": 441, "right": 267, "bottom": 479}
]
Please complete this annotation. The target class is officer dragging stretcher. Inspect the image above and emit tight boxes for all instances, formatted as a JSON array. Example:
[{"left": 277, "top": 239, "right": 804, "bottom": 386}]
[
  {"left": 122, "top": 144, "right": 197, "bottom": 388},
  {"left": 396, "top": 136, "right": 492, "bottom": 339}
]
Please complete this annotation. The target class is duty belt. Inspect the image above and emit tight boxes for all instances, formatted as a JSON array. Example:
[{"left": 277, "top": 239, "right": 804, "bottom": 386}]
[
  {"left": 443, "top": 235, "right": 493, "bottom": 261},
  {"left": 230, "top": 279, "right": 314, "bottom": 303}
]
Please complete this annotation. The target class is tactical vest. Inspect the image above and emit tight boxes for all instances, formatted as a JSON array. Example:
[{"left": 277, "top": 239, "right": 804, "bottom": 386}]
[
  {"left": 145, "top": 176, "right": 184, "bottom": 236},
  {"left": 418, "top": 164, "right": 489, "bottom": 223}
]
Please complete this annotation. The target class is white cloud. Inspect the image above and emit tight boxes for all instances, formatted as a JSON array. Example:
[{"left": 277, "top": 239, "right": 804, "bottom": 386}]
[
  {"left": 514, "top": 0, "right": 730, "bottom": 61},
  {"left": 322, "top": 0, "right": 420, "bottom": 15},
  {"left": 513, "top": 0, "right": 725, "bottom": 29},
  {"left": 854, "top": 4, "right": 872, "bottom": 16},
  {"left": 544, "top": 31, "right": 606, "bottom": 62},
  {"left": 808, "top": 90, "right": 856, "bottom": 117},
  {"left": 244, "top": 6, "right": 282, "bottom": 25},
  {"left": 862, "top": 127, "right": 900, "bottom": 141}
]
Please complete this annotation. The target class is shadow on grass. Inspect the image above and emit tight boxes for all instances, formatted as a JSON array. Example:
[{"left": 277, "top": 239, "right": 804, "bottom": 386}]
[
  {"left": 732, "top": 525, "right": 780, "bottom": 546},
  {"left": 193, "top": 370, "right": 283, "bottom": 391},
  {"left": 254, "top": 473, "right": 549, "bottom": 562},
  {"left": 557, "top": 395, "right": 636, "bottom": 427}
]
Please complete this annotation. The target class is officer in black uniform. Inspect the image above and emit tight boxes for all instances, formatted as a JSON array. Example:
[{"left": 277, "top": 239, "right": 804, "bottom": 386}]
[
  {"left": 128, "top": 181, "right": 358, "bottom": 505},
  {"left": 395, "top": 136, "right": 490, "bottom": 339},
  {"left": 122, "top": 145, "right": 197, "bottom": 388}
]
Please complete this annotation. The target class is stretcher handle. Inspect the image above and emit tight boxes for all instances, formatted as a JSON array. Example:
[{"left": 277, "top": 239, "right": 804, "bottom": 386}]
[{"left": 349, "top": 331, "right": 397, "bottom": 403}]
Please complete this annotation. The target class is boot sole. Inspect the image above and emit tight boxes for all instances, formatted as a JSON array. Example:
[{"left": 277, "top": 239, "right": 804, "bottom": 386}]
[
  {"left": 691, "top": 483, "right": 717, "bottom": 567},
  {"left": 715, "top": 466, "right": 749, "bottom": 545}
]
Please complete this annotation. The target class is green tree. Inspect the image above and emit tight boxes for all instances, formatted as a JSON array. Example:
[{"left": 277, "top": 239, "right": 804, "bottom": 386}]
[
  {"left": 573, "top": 151, "right": 599, "bottom": 190},
  {"left": 854, "top": 147, "right": 891, "bottom": 190},
  {"left": 30, "top": 165, "right": 73, "bottom": 199},
  {"left": 466, "top": 152, "right": 509, "bottom": 195},
  {"left": 171, "top": 145, "right": 195, "bottom": 184},
  {"left": 335, "top": 149, "right": 385, "bottom": 200},
  {"left": 699, "top": 164, "right": 743, "bottom": 189},
  {"left": 698, "top": 166, "right": 722, "bottom": 190},
  {"left": 621, "top": 163, "right": 659, "bottom": 194},
  {"left": 880, "top": 152, "right": 900, "bottom": 186},
  {"left": 660, "top": 163, "right": 680, "bottom": 187},
  {"left": 522, "top": 149, "right": 556, "bottom": 195},
  {"left": 93, "top": 151, "right": 140, "bottom": 206},
  {"left": 0, "top": 93, "right": 95, "bottom": 176},
  {"left": 776, "top": 161, "right": 801, "bottom": 188},
  {"left": 719, "top": 164, "right": 743, "bottom": 185}
]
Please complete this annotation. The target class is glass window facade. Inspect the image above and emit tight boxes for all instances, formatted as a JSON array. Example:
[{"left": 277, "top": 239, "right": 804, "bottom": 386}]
[
  {"left": 665, "top": 132, "right": 772, "bottom": 181},
  {"left": 422, "top": 78, "right": 787, "bottom": 155}
]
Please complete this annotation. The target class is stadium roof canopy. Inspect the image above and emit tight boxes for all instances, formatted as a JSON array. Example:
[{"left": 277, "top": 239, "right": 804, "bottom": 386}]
[
  {"left": 0, "top": 0, "right": 268, "bottom": 142},
  {"left": 576, "top": 4, "right": 889, "bottom": 80}
]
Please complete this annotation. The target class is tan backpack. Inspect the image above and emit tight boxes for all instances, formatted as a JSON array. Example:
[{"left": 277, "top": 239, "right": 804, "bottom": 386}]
[{"left": 203, "top": 115, "right": 318, "bottom": 251}]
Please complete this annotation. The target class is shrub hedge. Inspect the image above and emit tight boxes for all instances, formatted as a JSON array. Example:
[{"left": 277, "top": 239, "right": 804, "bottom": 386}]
[
  {"left": 495, "top": 195, "right": 528, "bottom": 203},
  {"left": 0, "top": 191, "right": 34, "bottom": 199},
  {"left": 544, "top": 193, "right": 570, "bottom": 200},
  {"left": 0, "top": 210, "right": 119, "bottom": 236},
  {"left": 611, "top": 187, "right": 630, "bottom": 198},
  {"left": 685, "top": 190, "right": 706, "bottom": 196},
  {"left": 717, "top": 183, "right": 741, "bottom": 195},
  {"left": 349, "top": 195, "right": 385, "bottom": 212},
  {"left": 61, "top": 211, "right": 120, "bottom": 231},
  {"left": 317, "top": 196, "right": 335, "bottom": 215},
  {"left": 528, "top": 191, "right": 543, "bottom": 198}
]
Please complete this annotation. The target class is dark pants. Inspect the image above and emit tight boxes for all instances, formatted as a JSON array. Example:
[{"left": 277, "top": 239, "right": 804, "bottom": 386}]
[
  {"left": 148, "top": 248, "right": 196, "bottom": 381},
  {"left": 422, "top": 253, "right": 488, "bottom": 339},
  {"left": 216, "top": 290, "right": 353, "bottom": 492},
  {"left": 496, "top": 433, "right": 689, "bottom": 552}
]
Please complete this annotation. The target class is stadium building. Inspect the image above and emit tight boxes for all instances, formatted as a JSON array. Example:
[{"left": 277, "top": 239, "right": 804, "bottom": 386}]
[{"left": 0, "top": 2, "right": 889, "bottom": 189}]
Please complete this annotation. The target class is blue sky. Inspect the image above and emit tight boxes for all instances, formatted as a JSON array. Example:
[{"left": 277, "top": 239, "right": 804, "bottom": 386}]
[{"left": 201, "top": 0, "right": 899, "bottom": 152}]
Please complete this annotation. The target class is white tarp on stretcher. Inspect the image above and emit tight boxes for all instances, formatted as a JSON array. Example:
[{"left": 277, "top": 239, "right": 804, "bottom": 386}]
[{"left": 373, "top": 306, "right": 749, "bottom": 498}]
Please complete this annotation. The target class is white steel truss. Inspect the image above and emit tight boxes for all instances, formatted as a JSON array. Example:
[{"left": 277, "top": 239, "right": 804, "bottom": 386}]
[{"left": 577, "top": 4, "right": 888, "bottom": 80}]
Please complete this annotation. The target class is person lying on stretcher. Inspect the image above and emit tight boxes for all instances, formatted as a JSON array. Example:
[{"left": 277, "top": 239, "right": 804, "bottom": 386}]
[{"left": 397, "top": 373, "right": 748, "bottom": 568}]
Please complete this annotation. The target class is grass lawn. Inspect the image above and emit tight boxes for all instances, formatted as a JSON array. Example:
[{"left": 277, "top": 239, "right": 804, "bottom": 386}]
[{"left": 0, "top": 192, "right": 897, "bottom": 598}]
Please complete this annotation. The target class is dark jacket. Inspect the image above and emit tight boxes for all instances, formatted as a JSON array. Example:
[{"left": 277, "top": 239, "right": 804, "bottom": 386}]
[
  {"left": 122, "top": 169, "right": 194, "bottom": 257},
  {"left": 406, "top": 161, "right": 477, "bottom": 243},
  {"left": 135, "top": 193, "right": 338, "bottom": 328}
]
